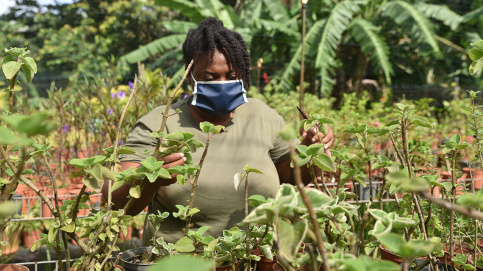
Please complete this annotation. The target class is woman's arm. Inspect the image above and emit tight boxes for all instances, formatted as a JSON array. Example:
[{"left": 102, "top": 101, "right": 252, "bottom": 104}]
[
  {"left": 276, "top": 125, "right": 335, "bottom": 186},
  {"left": 101, "top": 153, "right": 186, "bottom": 216}
]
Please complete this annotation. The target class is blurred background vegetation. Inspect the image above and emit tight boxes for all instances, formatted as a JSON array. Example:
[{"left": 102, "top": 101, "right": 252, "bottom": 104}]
[{"left": 1, "top": 0, "right": 483, "bottom": 109}]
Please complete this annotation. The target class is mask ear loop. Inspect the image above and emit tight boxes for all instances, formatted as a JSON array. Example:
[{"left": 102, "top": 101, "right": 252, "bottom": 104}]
[{"left": 191, "top": 73, "right": 199, "bottom": 105}]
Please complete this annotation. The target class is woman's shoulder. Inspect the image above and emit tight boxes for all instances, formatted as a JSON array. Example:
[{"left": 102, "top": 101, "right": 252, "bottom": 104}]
[{"left": 241, "top": 98, "right": 282, "bottom": 118}]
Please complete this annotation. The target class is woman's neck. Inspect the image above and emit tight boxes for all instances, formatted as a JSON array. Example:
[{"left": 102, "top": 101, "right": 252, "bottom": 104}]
[{"left": 188, "top": 103, "right": 233, "bottom": 127}]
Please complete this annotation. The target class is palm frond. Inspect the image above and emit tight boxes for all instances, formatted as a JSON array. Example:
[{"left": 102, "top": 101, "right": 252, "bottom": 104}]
[
  {"left": 156, "top": 0, "right": 205, "bottom": 23},
  {"left": 315, "top": 0, "right": 365, "bottom": 97},
  {"left": 349, "top": 18, "right": 393, "bottom": 84},
  {"left": 416, "top": 3, "right": 462, "bottom": 31},
  {"left": 119, "top": 34, "right": 186, "bottom": 64},
  {"left": 258, "top": 19, "right": 299, "bottom": 37},
  {"left": 382, "top": 1, "right": 440, "bottom": 54},
  {"left": 275, "top": 20, "right": 326, "bottom": 92},
  {"left": 262, "top": 0, "right": 298, "bottom": 31},
  {"left": 163, "top": 21, "right": 199, "bottom": 34},
  {"left": 461, "top": 5, "right": 483, "bottom": 23},
  {"left": 196, "top": 0, "right": 235, "bottom": 29},
  {"left": 242, "top": 0, "right": 262, "bottom": 27}
]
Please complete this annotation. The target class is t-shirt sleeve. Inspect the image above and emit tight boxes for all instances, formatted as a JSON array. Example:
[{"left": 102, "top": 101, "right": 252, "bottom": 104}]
[
  {"left": 269, "top": 111, "right": 292, "bottom": 165},
  {"left": 119, "top": 122, "right": 157, "bottom": 163}
]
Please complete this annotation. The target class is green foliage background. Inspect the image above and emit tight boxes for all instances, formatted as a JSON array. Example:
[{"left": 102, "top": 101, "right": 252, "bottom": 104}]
[{"left": 1, "top": 0, "right": 483, "bottom": 105}]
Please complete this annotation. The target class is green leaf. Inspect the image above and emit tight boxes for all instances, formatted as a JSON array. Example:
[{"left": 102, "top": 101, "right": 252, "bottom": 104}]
[
  {"left": 449, "top": 133, "right": 461, "bottom": 144},
  {"left": 395, "top": 103, "right": 408, "bottom": 111},
  {"left": 296, "top": 188, "right": 331, "bottom": 212},
  {"left": 313, "top": 153, "right": 336, "bottom": 172},
  {"left": 140, "top": 156, "right": 163, "bottom": 172},
  {"left": 61, "top": 223, "right": 76, "bottom": 233},
  {"left": 200, "top": 121, "right": 215, "bottom": 134},
  {"left": 411, "top": 116, "right": 433, "bottom": 128},
  {"left": 148, "top": 254, "right": 212, "bottom": 271},
  {"left": 21, "top": 62, "right": 34, "bottom": 85},
  {"left": 177, "top": 175, "right": 187, "bottom": 185},
  {"left": 356, "top": 134, "right": 366, "bottom": 149},
  {"left": 306, "top": 144, "right": 323, "bottom": 156},
  {"left": 378, "top": 233, "right": 405, "bottom": 256},
  {"left": 5, "top": 48, "right": 27, "bottom": 57},
  {"left": 158, "top": 168, "right": 171, "bottom": 179},
  {"left": 187, "top": 208, "right": 200, "bottom": 217},
  {"left": 129, "top": 185, "right": 141, "bottom": 199},
  {"left": 372, "top": 220, "right": 392, "bottom": 236},
  {"left": 174, "top": 236, "right": 196, "bottom": 253},
  {"left": 383, "top": 1, "right": 440, "bottom": 55},
  {"left": 0, "top": 201, "right": 22, "bottom": 219},
  {"left": 117, "top": 146, "right": 137, "bottom": 154},
  {"left": 82, "top": 176, "right": 104, "bottom": 193},
  {"left": 385, "top": 120, "right": 400, "bottom": 127},
  {"left": 277, "top": 219, "right": 307, "bottom": 261},
  {"left": 120, "top": 34, "right": 187, "bottom": 64},
  {"left": 315, "top": 1, "right": 364, "bottom": 96},
  {"left": 349, "top": 19, "right": 393, "bottom": 84},
  {"left": 247, "top": 168, "right": 264, "bottom": 174},
  {"left": 0, "top": 127, "right": 18, "bottom": 145},
  {"left": 2, "top": 112, "right": 57, "bottom": 136},
  {"left": 2, "top": 59, "right": 21, "bottom": 80},
  {"left": 385, "top": 170, "right": 429, "bottom": 191},
  {"left": 353, "top": 175, "right": 367, "bottom": 187},
  {"left": 21, "top": 56, "right": 37, "bottom": 73},
  {"left": 260, "top": 244, "right": 273, "bottom": 261},
  {"left": 48, "top": 228, "right": 58, "bottom": 244},
  {"left": 343, "top": 256, "right": 400, "bottom": 271},
  {"left": 145, "top": 172, "right": 160, "bottom": 183}
]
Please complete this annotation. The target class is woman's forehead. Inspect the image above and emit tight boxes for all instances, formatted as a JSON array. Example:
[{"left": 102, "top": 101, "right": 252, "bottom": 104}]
[{"left": 193, "top": 49, "right": 233, "bottom": 72}]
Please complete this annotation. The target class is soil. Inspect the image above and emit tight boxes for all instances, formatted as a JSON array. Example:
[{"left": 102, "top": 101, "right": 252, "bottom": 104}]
[{"left": 126, "top": 250, "right": 153, "bottom": 264}]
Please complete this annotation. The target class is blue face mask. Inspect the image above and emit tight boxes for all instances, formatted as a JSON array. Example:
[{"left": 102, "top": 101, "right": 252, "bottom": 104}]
[{"left": 191, "top": 74, "right": 248, "bottom": 116}]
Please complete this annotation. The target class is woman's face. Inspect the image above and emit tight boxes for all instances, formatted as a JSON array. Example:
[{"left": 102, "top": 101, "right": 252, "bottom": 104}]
[{"left": 188, "top": 49, "right": 238, "bottom": 87}]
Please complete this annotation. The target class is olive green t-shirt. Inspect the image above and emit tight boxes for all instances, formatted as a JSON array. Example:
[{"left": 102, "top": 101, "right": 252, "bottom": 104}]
[{"left": 120, "top": 96, "right": 291, "bottom": 244}]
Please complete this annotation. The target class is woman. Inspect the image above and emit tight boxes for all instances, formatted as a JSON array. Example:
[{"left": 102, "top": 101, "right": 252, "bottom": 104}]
[{"left": 102, "top": 17, "right": 334, "bottom": 245}]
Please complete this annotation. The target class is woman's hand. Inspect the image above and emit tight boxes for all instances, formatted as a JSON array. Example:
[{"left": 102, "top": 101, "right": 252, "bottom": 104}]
[
  {"left": 300, "top": 125, "right": 335, "bottom": 155},
  {"left": 155, "top": 152, "right": 187, "bottom": 186}
]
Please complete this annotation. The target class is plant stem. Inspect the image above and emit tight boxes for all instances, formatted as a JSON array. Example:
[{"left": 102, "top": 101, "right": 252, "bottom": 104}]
[
  {"left": 71, "top": 185, "right": 87, "bottom": 221},
  {"left": 153, "top": 60, "right": 194, "bottom": 159},
  {"left": 8, "top": 72, "right": 18, "bottom": 114},
  {"left": 54, "top": 233, "right": 65, "bottom": 271},
  {"left": 418, "top": 191, "right": 483, "bottom": 219},
  {"left": 0, "top": 147, "right": 25, "bottom": 203},
  {"left": 401, "top": 114, "right": 428, "bottom": 240},
  {"left": 378, "top": 169, "right": 387, "bottom": 210},
  {"left": 43, "top": 153, "right": 71, "bottom": 269},
  {"left": 450, "top": 152, "right": 457, "bottom": 271},
  {"left": 185, "top": 133, "right": 211, "bottom": 235},
  {"left": 100, "top": 234, "right": 120, "bottom": 270},
  {"left": 364, "top": 147, "right": 373, "bottom": 206},
  {"left": 290, "top": 145, "right": 331, "bottom": 271},
  {"left": 389, "top": 131, "right": 406, "bottom": 168},
  {"left": 108, "top": 75, "right": 137, "bottom": 212},
  {"left": 355, "top": 210, "right": 368, "bottom": 256},
  {"left": 244, "top": 173, "right": 251, "bottom": 271}
]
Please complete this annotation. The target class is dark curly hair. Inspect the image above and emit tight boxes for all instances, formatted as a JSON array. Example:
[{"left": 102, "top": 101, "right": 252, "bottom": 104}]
[{"left": 182, "top": 17, "right": 251, "bottom": 88}]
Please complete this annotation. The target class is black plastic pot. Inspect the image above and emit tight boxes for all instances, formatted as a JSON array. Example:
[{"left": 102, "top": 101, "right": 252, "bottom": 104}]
[
  {"left": 121, "top": 247, "right": 153, "bottom": 271},
  {"left": 354, "top": 181, "right": 377, "bottom": 200}
]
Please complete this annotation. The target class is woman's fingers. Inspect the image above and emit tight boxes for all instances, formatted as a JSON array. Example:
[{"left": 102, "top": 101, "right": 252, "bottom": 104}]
[
  {"left": 301, "top": 125, "right": 335, "bottom": 149},
  {"left": 162, "top": 153, "right": 187, "bottom": 168}
]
